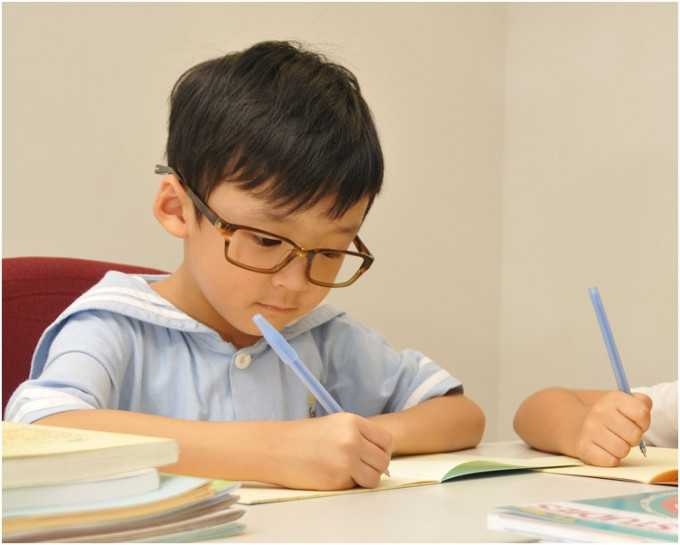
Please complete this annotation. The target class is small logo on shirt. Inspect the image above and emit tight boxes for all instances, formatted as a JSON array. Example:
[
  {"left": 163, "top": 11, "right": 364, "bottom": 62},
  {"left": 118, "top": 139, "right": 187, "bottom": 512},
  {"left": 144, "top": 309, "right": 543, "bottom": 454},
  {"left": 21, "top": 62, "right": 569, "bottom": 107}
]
[{"left": 307, "top": 394, "right": 318, "bottom": 418}]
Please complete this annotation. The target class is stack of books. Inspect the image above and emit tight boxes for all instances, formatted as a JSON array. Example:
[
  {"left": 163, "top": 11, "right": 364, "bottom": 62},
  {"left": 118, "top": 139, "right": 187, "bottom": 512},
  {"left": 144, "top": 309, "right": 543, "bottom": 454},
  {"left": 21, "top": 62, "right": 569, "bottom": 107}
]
[{"left": 2, "top": 421, "right": 246, "bottom": 542}]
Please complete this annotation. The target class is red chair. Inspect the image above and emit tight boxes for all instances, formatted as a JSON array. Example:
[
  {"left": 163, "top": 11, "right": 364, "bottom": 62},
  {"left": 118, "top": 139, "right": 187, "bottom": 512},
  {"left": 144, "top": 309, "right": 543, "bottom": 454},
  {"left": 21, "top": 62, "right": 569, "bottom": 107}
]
[{"left": 2, "top": 256, "right": 166, "bottom": 415}]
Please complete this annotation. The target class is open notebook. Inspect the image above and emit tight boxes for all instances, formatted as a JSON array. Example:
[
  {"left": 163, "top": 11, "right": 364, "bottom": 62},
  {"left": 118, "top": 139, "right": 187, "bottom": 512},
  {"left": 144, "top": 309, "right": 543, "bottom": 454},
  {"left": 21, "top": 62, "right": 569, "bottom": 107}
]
[
  {"left": 537, "top": 446, "right": 677, "bottom": 484},
  {"left": 238, "top": 442, "right": 677, "bottom": 505},
  {"left": 238, "top": 441, "right": 579, "bottom": 504}
]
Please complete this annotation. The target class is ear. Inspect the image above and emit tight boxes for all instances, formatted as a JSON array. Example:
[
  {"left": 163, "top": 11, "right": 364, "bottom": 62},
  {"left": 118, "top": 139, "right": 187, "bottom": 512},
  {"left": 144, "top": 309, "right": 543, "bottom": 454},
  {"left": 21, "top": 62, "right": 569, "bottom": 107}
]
[{"left": 152, "top": 175, "right": 194, "bottom": 238}]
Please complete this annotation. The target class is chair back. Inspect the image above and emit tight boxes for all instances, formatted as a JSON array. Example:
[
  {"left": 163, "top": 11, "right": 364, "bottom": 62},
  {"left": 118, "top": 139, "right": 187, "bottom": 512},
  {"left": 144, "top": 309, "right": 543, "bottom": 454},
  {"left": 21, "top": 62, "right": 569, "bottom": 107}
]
[{"left": 2, "top": 256, "right": 166, "bottom": 415}]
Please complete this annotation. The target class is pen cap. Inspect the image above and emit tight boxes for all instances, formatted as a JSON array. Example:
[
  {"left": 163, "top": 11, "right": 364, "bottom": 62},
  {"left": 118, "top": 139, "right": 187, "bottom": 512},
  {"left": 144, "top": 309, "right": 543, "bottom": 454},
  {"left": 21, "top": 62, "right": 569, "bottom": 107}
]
[{"left": 252, "top": 313, "right": 298, "bottom": 365}]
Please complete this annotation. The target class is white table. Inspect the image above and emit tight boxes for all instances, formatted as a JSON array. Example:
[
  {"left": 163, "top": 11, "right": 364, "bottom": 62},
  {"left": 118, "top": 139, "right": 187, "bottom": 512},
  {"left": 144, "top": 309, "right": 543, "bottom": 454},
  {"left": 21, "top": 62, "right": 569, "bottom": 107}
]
[{"left": 221, "top": 442, "right": 667, "bottom": 542}]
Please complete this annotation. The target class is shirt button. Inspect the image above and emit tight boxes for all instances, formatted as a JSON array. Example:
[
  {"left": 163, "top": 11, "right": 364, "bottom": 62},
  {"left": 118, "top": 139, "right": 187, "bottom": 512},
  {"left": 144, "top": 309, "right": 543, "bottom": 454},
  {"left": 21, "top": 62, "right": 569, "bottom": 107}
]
[{"left": 235, "top": 353, "right": 252, "bottom": 370}]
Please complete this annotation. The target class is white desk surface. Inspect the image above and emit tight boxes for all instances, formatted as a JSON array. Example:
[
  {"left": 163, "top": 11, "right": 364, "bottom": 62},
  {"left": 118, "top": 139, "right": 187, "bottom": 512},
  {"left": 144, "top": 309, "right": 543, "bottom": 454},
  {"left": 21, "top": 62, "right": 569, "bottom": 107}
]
[{"left": 222, "top": 441, "right": 669, "bottom": 543}]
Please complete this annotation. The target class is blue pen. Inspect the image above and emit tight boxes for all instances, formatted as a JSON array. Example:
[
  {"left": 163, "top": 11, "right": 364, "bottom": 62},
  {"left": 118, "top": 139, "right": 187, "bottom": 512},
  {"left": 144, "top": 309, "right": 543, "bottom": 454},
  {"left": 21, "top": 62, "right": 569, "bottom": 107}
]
[
  {"left": 253, "top": 313, "right": 343, "bottom": 414},
  {"left": 253, "top": 313, "right": 391, "bottom": 476},
  {"left": 588, "top": 287, "right": 647, "bottom": 457}
]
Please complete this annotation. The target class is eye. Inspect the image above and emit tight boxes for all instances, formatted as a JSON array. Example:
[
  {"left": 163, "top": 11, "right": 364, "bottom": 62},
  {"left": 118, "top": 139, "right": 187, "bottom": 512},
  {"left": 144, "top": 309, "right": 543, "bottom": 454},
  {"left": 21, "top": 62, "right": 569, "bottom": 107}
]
[
  {"left": 254, "top": 235, "right": 283, "bottom": 248},
  {"left": 320, "top": 250, "right": 343, "bottom": 260}
]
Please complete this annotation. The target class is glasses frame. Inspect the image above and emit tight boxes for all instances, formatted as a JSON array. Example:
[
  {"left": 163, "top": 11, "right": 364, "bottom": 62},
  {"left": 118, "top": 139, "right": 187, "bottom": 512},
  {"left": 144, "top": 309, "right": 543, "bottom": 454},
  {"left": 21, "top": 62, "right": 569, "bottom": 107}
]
[{"left": 155, "top": 165, "right": 374, "bottom": 288}]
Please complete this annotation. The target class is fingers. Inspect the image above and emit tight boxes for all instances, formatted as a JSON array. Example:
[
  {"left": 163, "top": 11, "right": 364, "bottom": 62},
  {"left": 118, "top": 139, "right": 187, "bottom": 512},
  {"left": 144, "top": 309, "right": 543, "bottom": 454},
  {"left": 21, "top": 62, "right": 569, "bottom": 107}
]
[
  {"left": 271, "top": 414, "right": 392, "bottom": 491},
  {"left": 577, "top": 426, "right": 632, "bottom": 467},
  {"left": 576, "top": 392, "right": 651, "bottom": 466},
  {"left": 596, "top": 392, "right": 651, "bottom": 442},
  {"left": 355, "top": 413, "right": 393, "bottom": 456},
  {"left": 320, "top": 413, "right": 392, "bottom": 489},
  {"left": 631, "top": 392, "right": 653, "bottom": 412},
  {"left": 332, "top": 413, "right": 391, "bottom": 488}
]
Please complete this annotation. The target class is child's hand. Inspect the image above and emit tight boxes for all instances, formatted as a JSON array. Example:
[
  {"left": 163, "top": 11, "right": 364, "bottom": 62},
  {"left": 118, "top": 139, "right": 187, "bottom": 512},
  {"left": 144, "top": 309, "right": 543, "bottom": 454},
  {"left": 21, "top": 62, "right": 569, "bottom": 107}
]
[
  {"left": 572, "top": 391, "right": 652, "bottom": 467},
  {"left": 273, "top": 412, "right": 393, "bottom": 490}
]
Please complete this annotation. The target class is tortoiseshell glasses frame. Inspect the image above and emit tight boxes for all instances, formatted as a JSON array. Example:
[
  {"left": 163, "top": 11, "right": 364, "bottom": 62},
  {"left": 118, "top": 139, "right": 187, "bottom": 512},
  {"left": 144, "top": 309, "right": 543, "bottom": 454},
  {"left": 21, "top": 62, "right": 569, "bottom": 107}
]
[{"left": 155, "top": 165, "right": 374, "bottom": 288}]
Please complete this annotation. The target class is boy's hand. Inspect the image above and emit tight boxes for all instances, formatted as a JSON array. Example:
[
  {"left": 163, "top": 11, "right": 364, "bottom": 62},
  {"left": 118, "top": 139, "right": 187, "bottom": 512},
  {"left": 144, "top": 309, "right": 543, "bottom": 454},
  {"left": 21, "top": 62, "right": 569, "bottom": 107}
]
[
  {"left": 572, "top": 391, "right": 652, "bottom": 467},
  {"left": 272, "top": 412, "right": 393, "bottom": 490}
]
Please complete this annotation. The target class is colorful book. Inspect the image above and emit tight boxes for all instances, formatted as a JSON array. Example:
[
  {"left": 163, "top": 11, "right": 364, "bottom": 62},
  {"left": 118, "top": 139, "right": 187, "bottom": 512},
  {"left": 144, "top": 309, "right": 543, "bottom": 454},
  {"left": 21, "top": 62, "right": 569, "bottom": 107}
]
[
  {"left": 2, "top": 421, "right": 179, "bottom": 489},
  {"left": 488, "top": 489, "right": 678, "bottom": 542}
]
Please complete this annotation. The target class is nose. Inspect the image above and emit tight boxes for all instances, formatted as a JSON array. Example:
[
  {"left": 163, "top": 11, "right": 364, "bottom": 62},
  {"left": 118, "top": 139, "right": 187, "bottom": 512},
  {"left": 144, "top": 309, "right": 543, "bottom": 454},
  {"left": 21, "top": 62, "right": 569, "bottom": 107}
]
[{"left": 270, "top": 252, "right": 310, "bottom": 291}]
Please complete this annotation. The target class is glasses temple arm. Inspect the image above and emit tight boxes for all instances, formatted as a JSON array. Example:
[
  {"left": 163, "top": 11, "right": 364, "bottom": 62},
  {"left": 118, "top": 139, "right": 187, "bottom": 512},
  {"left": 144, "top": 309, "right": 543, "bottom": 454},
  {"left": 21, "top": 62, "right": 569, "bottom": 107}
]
[{"left": 155, "top": 164, "right": 223, "bottom": 227}]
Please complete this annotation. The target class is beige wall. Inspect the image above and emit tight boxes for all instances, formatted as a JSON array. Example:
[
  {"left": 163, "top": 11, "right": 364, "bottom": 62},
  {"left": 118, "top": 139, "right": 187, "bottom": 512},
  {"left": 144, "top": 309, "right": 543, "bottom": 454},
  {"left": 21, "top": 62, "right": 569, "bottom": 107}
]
[
  {"left": 3, "top": 3, "right": 676, "bottom": 441},
  {"left": 498, "top": 3, "right": 678, "bottom": 438}
]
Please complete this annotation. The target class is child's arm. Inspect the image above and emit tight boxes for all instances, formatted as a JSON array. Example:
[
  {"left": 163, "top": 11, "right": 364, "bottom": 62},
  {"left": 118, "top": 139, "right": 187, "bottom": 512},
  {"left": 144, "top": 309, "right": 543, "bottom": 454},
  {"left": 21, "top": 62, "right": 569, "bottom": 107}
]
[
  {"left": 370, "top": 391, "right": 485, "bottom": 454},
  {"left": 36, "top": 409, "right": 392, "bottom": 491},
  {"left": 35, "top": 392, "right": 482, "bottom": 490},
  {"left": 513, "top": 387, "right": 652, "bottom": 467}
]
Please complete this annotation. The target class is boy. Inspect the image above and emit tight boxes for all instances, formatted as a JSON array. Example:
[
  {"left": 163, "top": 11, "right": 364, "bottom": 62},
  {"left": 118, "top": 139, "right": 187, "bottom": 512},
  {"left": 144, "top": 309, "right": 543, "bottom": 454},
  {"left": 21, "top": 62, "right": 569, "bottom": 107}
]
[
  {"left": 6, "top": 41, "right": 485, "bottom": 491},
  {"left": 513, "top": 381, "right": 677, "bottom": 467}
]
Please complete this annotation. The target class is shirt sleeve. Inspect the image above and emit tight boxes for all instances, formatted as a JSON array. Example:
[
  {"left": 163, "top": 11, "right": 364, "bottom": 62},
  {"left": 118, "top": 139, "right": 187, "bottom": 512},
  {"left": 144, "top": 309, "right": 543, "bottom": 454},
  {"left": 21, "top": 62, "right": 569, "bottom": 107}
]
[
  {"left": 313, "top": 314, "right": 462, "bottom": 416},
  {"left": 631, "top": 381, "right": 678, "bottom": 447},
  {"left": 4, "top": 311, "right": 133, "bottom": 423}
]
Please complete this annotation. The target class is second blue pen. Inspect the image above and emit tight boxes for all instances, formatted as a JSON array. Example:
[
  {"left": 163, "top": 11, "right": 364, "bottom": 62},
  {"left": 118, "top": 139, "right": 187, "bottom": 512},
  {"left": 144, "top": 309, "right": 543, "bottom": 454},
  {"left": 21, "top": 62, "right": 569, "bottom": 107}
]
[{"left": 588, "top": 287, "right": 647, "bottom": 457}]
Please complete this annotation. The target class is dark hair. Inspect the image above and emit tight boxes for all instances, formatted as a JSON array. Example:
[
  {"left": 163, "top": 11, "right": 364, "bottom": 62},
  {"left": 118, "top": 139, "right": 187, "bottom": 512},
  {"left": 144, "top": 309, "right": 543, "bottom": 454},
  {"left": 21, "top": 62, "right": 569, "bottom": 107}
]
[{"left": 166, "top": 40, "right": 383, "bottom": 219}]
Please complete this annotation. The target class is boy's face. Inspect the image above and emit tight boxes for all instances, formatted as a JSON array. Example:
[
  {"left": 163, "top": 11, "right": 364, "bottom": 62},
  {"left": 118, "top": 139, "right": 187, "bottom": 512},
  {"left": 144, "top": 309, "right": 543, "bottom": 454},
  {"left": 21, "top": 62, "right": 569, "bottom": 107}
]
[{"left": 175, "top": 181, "right": 369, "bottom": 347}]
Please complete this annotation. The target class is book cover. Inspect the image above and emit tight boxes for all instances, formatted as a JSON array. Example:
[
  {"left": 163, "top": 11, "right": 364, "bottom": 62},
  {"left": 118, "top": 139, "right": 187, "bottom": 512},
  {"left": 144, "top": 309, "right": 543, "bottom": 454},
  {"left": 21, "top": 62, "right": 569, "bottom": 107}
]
[
  {"left": 2, "top": 421, "right": 179, "bottom": 488},
  {"left": 488, "top": 489, "right": 678, "bottom": 542}
]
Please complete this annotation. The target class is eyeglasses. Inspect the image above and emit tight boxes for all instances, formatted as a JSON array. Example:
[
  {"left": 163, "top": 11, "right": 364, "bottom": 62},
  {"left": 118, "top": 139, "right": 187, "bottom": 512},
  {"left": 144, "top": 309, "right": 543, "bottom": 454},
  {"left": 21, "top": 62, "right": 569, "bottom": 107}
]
[{"left": 155, "top": 165, "right": 374, "bottom": 288}]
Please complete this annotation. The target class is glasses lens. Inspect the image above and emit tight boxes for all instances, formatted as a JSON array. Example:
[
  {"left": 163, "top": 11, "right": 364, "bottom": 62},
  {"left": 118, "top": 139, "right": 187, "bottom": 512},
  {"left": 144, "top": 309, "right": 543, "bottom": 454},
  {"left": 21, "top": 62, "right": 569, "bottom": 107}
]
[
  {"left": 309, "top": 251, "right": 366, "bottom": 286},
  {"left": 225, "top": 228, "right": 367, "bottom": 287},
  {"left": 227, "top": 229, "right": 295, "bottom": 270}
]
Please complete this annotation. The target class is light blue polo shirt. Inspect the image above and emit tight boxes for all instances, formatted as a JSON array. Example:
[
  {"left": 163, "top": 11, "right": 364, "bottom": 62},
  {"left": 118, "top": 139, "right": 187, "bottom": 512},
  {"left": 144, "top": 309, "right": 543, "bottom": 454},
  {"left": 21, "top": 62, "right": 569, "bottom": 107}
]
[{"left": 5, "top": 272, "right": 462, "bottom": 424}]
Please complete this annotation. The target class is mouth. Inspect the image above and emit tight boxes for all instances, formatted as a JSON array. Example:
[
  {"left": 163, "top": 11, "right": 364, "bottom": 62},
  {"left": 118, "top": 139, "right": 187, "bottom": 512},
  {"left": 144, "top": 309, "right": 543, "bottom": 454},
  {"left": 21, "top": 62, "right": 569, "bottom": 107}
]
[{"left": 257, "top": 303, "right": 296, "bottom": 314}]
